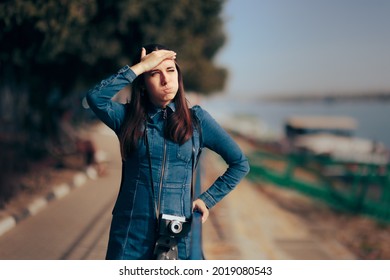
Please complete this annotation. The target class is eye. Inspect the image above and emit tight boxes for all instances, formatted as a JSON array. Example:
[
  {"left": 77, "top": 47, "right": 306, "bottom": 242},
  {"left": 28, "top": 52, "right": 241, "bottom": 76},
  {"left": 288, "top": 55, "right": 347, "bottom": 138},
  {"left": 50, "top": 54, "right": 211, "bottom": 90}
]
[{"left": 149, "top": 71, "right": 159, "bottom": 77}]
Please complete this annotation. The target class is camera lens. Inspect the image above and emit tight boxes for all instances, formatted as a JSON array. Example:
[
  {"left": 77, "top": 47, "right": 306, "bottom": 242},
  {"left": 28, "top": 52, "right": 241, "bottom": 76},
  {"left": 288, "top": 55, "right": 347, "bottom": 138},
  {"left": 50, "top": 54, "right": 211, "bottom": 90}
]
[{"left": 169, "top": 221, "right": 183, "bottom": 234}]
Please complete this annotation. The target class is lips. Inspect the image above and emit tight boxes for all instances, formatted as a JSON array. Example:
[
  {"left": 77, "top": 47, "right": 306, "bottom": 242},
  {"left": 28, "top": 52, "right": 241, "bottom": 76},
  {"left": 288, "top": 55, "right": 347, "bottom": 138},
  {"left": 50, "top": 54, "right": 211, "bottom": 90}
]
[{"left": 163, "top": 87, "right": 175, "bottom": 94}]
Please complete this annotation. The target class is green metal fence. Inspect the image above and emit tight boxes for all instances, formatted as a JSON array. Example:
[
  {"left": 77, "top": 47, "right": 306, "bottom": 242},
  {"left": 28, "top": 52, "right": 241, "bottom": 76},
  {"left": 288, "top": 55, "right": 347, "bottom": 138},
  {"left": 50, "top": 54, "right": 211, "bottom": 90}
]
[{"left": 248, "top": 150, "right": 390, "bottom": 223}]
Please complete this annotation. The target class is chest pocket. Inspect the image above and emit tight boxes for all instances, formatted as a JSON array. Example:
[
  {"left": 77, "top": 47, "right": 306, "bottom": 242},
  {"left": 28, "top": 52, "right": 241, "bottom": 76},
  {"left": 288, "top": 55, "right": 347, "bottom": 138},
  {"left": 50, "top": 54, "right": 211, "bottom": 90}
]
[
  {"left": 176, "top": 140, "right": 193, "bottom": 163},
  {"left": 176, "top": 130, "right": 201, "bottom": 163}
]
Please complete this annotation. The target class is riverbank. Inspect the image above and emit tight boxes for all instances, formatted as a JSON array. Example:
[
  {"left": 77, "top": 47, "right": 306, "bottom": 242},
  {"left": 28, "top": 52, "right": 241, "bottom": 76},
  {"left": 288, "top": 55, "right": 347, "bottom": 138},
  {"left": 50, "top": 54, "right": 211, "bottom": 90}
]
[{"left": 201, "top": 95, "right": 390, "bottom": 148}]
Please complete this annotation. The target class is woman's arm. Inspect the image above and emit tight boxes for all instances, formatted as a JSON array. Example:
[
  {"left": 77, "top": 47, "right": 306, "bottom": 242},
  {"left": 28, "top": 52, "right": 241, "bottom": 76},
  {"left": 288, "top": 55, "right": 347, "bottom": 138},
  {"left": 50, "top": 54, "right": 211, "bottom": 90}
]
[
  {"left": 86, "top": 66, "right": 136, "bottom": 133},
  {"left": 193, "top": 106, "right": 250, "bottom": 209}
]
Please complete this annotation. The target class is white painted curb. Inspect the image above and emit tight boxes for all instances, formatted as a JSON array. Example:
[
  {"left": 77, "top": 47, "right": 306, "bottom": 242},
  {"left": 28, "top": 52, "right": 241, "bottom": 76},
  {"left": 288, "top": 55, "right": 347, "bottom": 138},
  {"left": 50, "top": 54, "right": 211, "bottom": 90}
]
[
  {"left": 0, "top": 166, "right": 97, "bottom": 238},
  {"left": 0, "top": 217, "right": 16, "bottom": 237}
]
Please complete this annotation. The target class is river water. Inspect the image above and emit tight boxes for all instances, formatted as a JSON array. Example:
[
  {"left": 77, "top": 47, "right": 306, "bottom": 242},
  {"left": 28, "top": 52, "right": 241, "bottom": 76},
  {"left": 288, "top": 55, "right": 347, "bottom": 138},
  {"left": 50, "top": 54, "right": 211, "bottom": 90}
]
[{"left": 201, "top": 95, "right": 390, "bottom": 148}]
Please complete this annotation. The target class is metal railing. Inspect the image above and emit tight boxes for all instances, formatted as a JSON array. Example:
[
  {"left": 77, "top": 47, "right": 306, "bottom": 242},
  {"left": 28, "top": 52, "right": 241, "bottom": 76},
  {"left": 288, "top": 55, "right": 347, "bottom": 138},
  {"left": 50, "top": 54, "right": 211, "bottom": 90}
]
[{"left": 248, "top": 150, "right": 390, "bottom": 223}]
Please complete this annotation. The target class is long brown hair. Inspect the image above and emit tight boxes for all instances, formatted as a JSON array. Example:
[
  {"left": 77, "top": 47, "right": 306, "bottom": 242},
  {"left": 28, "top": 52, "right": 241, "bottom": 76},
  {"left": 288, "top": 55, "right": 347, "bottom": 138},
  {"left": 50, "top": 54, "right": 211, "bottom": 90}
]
[{"left": 118, "top": 44, "right": 193, "bottom": 159}]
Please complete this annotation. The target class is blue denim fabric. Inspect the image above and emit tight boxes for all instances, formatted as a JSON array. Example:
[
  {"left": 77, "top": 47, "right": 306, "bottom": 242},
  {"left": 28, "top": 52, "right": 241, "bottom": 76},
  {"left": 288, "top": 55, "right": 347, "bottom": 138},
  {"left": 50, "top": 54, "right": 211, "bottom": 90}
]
[{"left": 86, "top": 66, "right": 250, "bottom": 259}]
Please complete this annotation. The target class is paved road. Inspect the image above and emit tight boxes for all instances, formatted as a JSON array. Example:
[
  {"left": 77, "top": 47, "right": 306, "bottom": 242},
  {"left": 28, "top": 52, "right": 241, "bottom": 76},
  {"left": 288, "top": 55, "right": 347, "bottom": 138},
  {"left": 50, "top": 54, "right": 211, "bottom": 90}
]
[{"left": 0, "top": 123, "right": 120, "bottom": 260}]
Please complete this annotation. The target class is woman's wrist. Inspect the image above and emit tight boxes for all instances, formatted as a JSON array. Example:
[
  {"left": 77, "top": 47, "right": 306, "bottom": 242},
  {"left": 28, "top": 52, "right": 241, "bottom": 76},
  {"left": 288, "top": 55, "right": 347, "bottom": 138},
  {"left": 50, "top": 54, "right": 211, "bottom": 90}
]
[{"left": 130, "top": 63, "right": 146, "bottom": 77}]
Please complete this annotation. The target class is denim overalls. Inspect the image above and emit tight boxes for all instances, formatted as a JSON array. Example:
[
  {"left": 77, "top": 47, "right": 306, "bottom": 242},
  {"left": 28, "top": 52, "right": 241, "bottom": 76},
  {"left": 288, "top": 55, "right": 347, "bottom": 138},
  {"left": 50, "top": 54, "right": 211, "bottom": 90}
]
[{"left": 86, "top": 66, "right": 250, "bottom": 259}]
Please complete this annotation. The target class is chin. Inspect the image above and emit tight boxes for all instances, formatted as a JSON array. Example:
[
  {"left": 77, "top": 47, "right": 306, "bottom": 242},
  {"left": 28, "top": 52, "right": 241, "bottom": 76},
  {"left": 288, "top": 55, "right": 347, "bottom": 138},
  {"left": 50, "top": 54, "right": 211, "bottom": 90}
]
[{"left": 165, "top": 93, "right": 177, "bottom": 100}]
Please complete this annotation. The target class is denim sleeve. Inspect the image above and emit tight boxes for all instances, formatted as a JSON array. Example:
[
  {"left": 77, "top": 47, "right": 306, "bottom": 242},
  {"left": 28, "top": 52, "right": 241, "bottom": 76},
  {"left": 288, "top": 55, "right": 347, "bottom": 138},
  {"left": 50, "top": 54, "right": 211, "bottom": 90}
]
[
  {"left": 86, "top": 65, "right": 137, "bottom": 133},
  {"left": 192, "top": 105, "right": 250, "bottom": 209}
]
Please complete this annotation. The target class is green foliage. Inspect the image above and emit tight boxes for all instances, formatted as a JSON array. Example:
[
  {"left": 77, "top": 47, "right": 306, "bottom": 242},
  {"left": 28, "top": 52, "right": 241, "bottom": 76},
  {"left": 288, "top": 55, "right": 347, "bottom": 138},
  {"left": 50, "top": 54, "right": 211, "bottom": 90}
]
[
  {"left": 0, "top": 0, "right": 227, "bottom": 94},
  {"left": 0, "top": 0, "right": 228, "bottom": 198},
  {"left": 0, "top": 0, "right": 227, "bottom": 138},
  {"left": 0, "top": 0, "right": 227, "bottom": 150}
]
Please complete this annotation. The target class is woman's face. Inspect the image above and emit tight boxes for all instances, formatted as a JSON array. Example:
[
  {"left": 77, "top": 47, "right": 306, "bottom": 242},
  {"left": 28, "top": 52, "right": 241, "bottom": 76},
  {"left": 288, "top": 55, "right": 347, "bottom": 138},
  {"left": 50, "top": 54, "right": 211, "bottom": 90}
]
[{"left": 144, "top": 59, "right": 179, "bottom": 108}]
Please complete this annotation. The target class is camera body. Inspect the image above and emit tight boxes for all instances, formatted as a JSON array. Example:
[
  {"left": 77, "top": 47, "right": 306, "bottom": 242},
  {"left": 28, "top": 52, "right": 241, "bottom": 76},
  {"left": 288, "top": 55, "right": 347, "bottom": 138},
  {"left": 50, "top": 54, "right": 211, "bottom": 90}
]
[{"left": 158, "top": 213, "right": 191, "bottom": 238}]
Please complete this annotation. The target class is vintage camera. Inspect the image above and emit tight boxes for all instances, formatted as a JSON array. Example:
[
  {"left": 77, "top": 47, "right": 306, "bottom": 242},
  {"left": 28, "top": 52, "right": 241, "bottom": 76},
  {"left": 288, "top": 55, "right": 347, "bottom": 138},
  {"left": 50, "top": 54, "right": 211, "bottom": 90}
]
[{"left": 158, "top": 214, "right": 191, "bottom": 238}]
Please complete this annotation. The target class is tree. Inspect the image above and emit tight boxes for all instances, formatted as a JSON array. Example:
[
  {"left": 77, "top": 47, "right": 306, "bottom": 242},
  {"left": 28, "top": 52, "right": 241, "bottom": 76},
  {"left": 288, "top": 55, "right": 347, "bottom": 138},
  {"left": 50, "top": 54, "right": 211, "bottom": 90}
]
[
  {"left": 0, "top": 0, "right": 227, "bottom": 199},
  {"left": 0, "top": 0, "right": 227, "bottom": 136}
]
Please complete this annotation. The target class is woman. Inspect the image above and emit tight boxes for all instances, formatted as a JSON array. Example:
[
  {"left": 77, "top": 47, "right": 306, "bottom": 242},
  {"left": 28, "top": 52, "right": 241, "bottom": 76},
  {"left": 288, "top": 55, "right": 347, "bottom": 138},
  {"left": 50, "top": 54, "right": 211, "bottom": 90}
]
[{"left": 86, "top": 44, "right": 249, "bottom": 260}]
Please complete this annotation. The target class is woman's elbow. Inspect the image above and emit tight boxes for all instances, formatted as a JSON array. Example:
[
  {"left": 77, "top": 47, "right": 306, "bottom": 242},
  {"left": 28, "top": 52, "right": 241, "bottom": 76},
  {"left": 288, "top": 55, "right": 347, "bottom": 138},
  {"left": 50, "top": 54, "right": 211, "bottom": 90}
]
[
  {"left": 234, "top": 156, "right": 250, "bottom": 177},
  {"left": 242, "top": 157, "right": 250, "bottom": 176},
  {"left": 85, "top": 90, "right": 95, "bottom": 108}
]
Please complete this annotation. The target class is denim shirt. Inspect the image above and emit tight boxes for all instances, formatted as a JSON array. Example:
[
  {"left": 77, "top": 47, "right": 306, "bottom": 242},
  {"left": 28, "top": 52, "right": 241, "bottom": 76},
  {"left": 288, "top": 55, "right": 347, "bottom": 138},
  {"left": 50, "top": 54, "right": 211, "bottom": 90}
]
[{"left": 86, "top": 66, "right": 250, "bottom": 217}]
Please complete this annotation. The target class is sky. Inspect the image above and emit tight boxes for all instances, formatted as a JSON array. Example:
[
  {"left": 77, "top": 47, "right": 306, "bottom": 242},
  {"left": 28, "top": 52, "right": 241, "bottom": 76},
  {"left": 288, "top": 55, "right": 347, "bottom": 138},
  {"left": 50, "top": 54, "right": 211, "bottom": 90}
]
[{"left": 215, "top": 0, "right": 390, "bottom": 97}]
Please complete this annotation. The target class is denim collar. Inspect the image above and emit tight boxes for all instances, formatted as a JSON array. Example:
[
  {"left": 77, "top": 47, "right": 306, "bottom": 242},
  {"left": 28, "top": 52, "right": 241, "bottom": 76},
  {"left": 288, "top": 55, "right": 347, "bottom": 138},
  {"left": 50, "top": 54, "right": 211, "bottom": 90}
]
[{"left": 147, "top": 102, "right": 176, "bottom": 120}]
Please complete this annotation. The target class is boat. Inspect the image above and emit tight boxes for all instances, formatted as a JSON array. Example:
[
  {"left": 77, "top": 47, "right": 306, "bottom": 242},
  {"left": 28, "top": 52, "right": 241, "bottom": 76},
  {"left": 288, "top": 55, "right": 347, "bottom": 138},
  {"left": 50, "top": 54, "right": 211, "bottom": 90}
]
[{"left": 284, "top": 116, "right": 389, "bottom": 165}]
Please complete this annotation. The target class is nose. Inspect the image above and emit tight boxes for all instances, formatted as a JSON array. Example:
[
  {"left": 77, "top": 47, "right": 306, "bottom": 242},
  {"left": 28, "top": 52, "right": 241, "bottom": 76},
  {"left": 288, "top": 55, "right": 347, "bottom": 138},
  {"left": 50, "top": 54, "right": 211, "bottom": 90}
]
[{"left": 160, "top": 72, "right": 168, "bottom": 86}]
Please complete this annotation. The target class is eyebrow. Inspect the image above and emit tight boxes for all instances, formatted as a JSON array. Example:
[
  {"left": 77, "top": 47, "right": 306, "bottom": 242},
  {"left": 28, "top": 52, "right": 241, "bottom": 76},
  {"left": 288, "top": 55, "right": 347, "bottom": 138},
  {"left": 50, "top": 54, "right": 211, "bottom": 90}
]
[{"left": 149, "top": 66, "right": 175, "bottom": 73}]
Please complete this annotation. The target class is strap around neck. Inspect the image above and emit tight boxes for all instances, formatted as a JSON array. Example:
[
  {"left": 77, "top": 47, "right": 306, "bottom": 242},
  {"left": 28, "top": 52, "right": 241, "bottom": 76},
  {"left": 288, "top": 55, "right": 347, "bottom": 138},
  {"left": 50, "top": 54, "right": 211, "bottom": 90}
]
[{"left": 144, "top": 120, "right": 201, "bottom": 221}]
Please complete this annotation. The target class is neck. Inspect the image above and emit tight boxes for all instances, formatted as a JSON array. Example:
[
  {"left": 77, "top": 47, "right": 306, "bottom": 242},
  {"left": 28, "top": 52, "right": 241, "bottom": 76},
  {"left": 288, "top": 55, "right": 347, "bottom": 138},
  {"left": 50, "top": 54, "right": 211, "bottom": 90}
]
[{"left": 151, "top": 100, "right": 170, "bottom": 109}]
